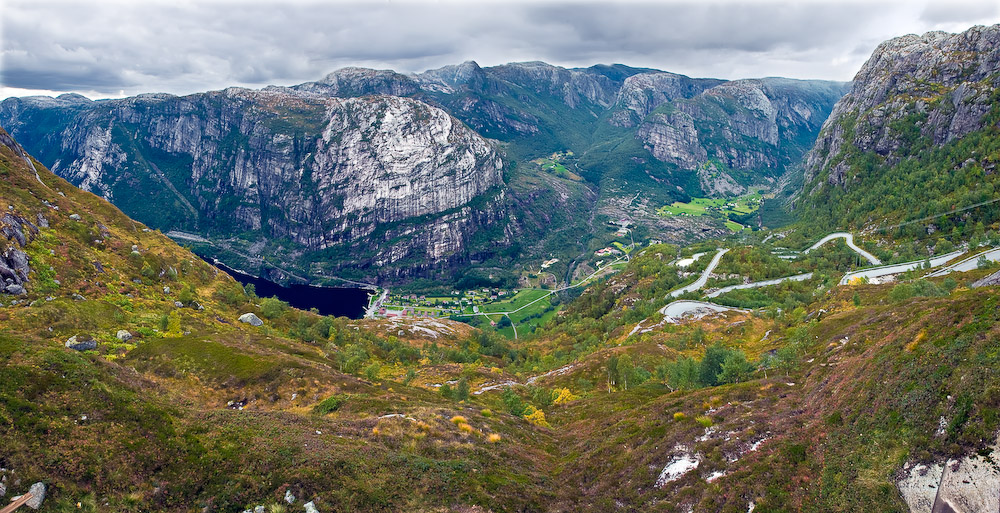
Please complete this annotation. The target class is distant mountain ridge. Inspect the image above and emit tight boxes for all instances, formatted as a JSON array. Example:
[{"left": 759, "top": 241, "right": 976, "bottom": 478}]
[{"left": 0, "top": 60, "right": 847, "bottom": 287}]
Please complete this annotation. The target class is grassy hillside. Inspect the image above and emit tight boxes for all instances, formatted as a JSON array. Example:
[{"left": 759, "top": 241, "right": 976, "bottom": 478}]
[{"left": 4, "top": 126, "right": 1000, "bottom": 511}]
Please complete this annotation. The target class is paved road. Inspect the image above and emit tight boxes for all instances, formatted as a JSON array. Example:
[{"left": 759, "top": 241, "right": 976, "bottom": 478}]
[
  {"left": 705, "top": 272, "right": 814, "bottom": 298},
  {"left": 925, "top": 247, "right": 1000, "bottom": 277},
  {"left": 669, "top": 248, "right": 730, "bottom": 298},
  {"left": 839, "top": 249, "right": 966, "bottom": 285},
  {"left": 659, "top": 300, "right": 748, "bottom": 323},
  {"left": 364, "top": 288, "right": 389, "bottom": 319},
  {"left": 805, "top": 232, "right": 882, "bottom": 265}
]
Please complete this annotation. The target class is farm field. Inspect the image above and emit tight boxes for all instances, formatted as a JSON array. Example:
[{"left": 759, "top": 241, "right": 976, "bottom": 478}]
[{"left": 657, "top": 191, "right": 763, "bottom": 217}]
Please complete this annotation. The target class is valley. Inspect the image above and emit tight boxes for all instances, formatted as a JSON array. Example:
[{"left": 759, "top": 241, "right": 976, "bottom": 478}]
[{"left": 3, "top": 18, "right": 1000, "bottom": 513}]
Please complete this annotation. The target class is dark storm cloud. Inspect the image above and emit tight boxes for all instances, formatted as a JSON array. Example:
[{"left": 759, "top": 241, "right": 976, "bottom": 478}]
[{"left": 2, "top": 1, "right": 998, "bottom": 99}]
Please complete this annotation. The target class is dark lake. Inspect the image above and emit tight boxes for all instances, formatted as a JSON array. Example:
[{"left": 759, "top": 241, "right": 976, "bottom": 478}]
[{"left": 206, "top": 259, "right": 371, "bottom": 319}]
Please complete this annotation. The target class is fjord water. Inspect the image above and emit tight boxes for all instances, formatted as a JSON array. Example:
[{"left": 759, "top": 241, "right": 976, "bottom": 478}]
[{"left": 208, "top": 259, "right": 370, "bottom": 319}]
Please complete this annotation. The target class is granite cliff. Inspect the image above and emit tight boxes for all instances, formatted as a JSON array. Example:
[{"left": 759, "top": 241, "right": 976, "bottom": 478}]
[
  {"left": 1, "top": 90, "right": 505, "bottom": 284},
  {"left": 799, "top": 24, "right": 1000, "bottom": 232},
  {"left": 1, "top": 61, "right": 847, "bottom": 286}
]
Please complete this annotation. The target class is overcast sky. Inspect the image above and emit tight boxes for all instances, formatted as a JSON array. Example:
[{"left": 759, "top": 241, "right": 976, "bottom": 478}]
[{"left": 2, "top": 0, "right": 998, "bottom": 100}]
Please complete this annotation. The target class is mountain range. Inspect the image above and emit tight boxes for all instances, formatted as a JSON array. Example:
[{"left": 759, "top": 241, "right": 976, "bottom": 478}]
[{"left": 0, "top": 61, "right": 847, "bottom": 288}]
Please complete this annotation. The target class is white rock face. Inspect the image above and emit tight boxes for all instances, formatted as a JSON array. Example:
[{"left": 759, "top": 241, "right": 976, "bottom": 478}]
[
  {"left": 655, "top": 447, "right": 701, "bottom": 487},
  {"left": 6, "top": 89, "right": 506, "bottom": 280},
  {"left": 897, "top": 437, "right": 1000, "bottom": 513},
  {"left": 238, "top": 313, "right": 263, "bottom": 326}
]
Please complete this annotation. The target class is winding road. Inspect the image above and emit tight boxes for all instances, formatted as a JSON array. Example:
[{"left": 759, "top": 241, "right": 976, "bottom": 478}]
[
  {"left": 668, "top": 248, "right": 730, "bottom": 298},
  {"left": 659, "top": 300, "right": 749, "bottom": 322},
  {"left": 925, "top": 248, "right": 1000, "bottom": 278},
  {"left": 838, "top": 249, "right": 966, "bottom": 285},
  {"left": 804, "top": 232, "right": 882, "bottom": 265},
  {"left": 705, "top": 272, "right": 814, "bottom": 298}
]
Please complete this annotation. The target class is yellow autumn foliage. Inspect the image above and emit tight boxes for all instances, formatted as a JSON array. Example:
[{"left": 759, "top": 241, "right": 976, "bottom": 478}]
[
  {"left": 524, "top": 408, "right": 550, "bottom": 428},
  {"left": 552, "top": 388, "right": 579, "bottom": 405}
]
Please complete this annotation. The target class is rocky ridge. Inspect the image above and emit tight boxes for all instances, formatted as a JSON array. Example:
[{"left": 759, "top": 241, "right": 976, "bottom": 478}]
[
  {"left": 1, "top": 89, "right": 505, "bottom": 282},
  {"left": 1, "top": 60, "right": 847, "bottom": 285},
  {"left": 804, "top": 24, "right": 1000, "bottom": 187}
]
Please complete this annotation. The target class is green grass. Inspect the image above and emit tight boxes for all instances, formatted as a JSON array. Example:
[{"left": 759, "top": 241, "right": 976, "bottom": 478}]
[
  {"left": 127, "top": 335, "right": 286, "bottom": 385},
  {"left": 657, "top": 191, "right": 764, "bottom": 217}
]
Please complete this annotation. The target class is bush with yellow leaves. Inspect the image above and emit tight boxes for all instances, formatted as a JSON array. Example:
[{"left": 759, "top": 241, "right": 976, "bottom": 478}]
[
  {"left": 552, "top": 388, "right": 580, "bottom": 405},
  {"left": 487, "top": 433, "right": 502, "bottom": 443},
  {"left": 523, "top": 406, "right": 550, "bottom": 428}
]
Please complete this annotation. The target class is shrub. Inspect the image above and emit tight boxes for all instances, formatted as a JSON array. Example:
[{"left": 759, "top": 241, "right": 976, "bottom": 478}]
[
  {"left": 502, "top": 387, "right": 526, "bottom": 416},
  {"left": 524, "top": 407, "right": 550, "bottom": 428},
  {"left": 260, "top": 296, "right": 290, "bottom": 319},
  {"left": 454, "top": 377, "right": 470, "bottom": 401},
  {"left": 673, "top": 412, "right": 687, "bottom": 421},
  {"left": 888, "top": 280, "right": 946, "bottom": 302},
  {"left": 717, "top": 350, "right": 756, "bottom": 384},
  {"left": 695, "top": 415, "right": 713, "bottom": 427},
  {"left": 450, "top": 415, "right": 468, "bottom": 425},
  {"left": 165, "top": 311, "right": 183, "bottom": 338},
  {"left": 177, "top": 284, "right": 198, "bottom": 306},
  {"left": 552, "top": 388, "right": 579, "bottom": 404},
  {"left": 480, "top": 409, "right": 493, "bottom": 418},
  {"left": 457, "top": 422, "right": 475, "bottom": 435},
  {"left": 487, "top": 433, "right": 502, "bottom": 443},
  {"left": 313, "top": 395, "right": 346, "bottom": 415},
  {"left": 363, "top": 362, "right": 381, "bottom": 382}
]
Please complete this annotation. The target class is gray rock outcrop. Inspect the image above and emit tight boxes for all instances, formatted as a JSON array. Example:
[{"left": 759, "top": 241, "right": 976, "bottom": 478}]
[
  {"left": 897, "top": 437, "right": 1000, "bottom": 513},
  {"left": 1, "top": 212, "right": 38, "bottom": 295},
  {"left": 805, "top": 24, "right": 1000, "bottom": 187},
  {"left": 971, "top": 269, "right": 1000, "bottom": 288},
  {"left": 65, "top": 336, "right": 97, "bottom": 351},
  {"left": 238, "top": 313, "right": 263, "bottom": 326},
  {"left": 116, "top": 330, "right": 132, "bottom": 342}
]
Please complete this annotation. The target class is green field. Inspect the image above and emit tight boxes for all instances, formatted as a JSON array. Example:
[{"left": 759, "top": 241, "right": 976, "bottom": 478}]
[
  {"left": 474, "top": 289, "right": 552, "bottom": 315},
  {"left": 657, "top": 192, "right": 763, "bottom": 217},
  {"left": 533, "top": 152, "right": 583, "bottom": 181},
  {"left": 657, "top": 191, "right": 762, "bottom": 232}
]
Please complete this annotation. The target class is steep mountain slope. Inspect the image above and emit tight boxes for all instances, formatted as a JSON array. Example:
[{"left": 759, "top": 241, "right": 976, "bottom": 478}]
[
  {"left": 0, "top": 127, "right": 556, "bottom": 512},
  {"left": 0, "top": 91, "right": 507, "bottom": 284},
  {"left": 0, "top": 62, "right": 846, "bottom": 289},
  {"left": 799, "top": 24, "right": 1000, "bottom": 236},
  {"left": 4, "top": 125, "right": 1000, "bottom": 512}
]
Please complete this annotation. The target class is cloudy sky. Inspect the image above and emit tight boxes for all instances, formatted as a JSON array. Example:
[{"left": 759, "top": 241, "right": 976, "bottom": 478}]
[{"left": 2, "top": 0, "right": 998, "bottom": 100}]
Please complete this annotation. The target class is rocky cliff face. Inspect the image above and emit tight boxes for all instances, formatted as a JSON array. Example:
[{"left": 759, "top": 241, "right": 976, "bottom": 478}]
[
  {"left": 805, "top": 25, "right": 1000, "bottom": 187},
  {"left": 1, "top": 89, "right": 505, "bottom": 283},
  {"left": 1, "top": 59, "right": 849, "bottom": 286},
  {"left": 636, "top": 78, "right": 848, "bottom": 180}
]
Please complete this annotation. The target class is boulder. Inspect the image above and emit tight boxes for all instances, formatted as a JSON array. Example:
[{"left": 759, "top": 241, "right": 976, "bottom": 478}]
[
  {"left": 284, "top": 489, "right": 295, "bottom": 504},
  {"left": 4, "top": 284, "right": 25, "bottom": 295},
  {"left": 304, "top": 501, "right": 319, "bottom": 513},
  {"left": 116, "top": 330, "right": 132, "bottom": 342},
  {"left": 65, "top": 336, "right": 96, "bottom": 351},
  {"left": 238, "top": 313, "right": 263, "bottom": 326},
  {"left": 25, "top": 482, "right": 45, "bottom": 509},
  {"left": 69, "top": 214, "right": 81, "bottom": 221}
]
